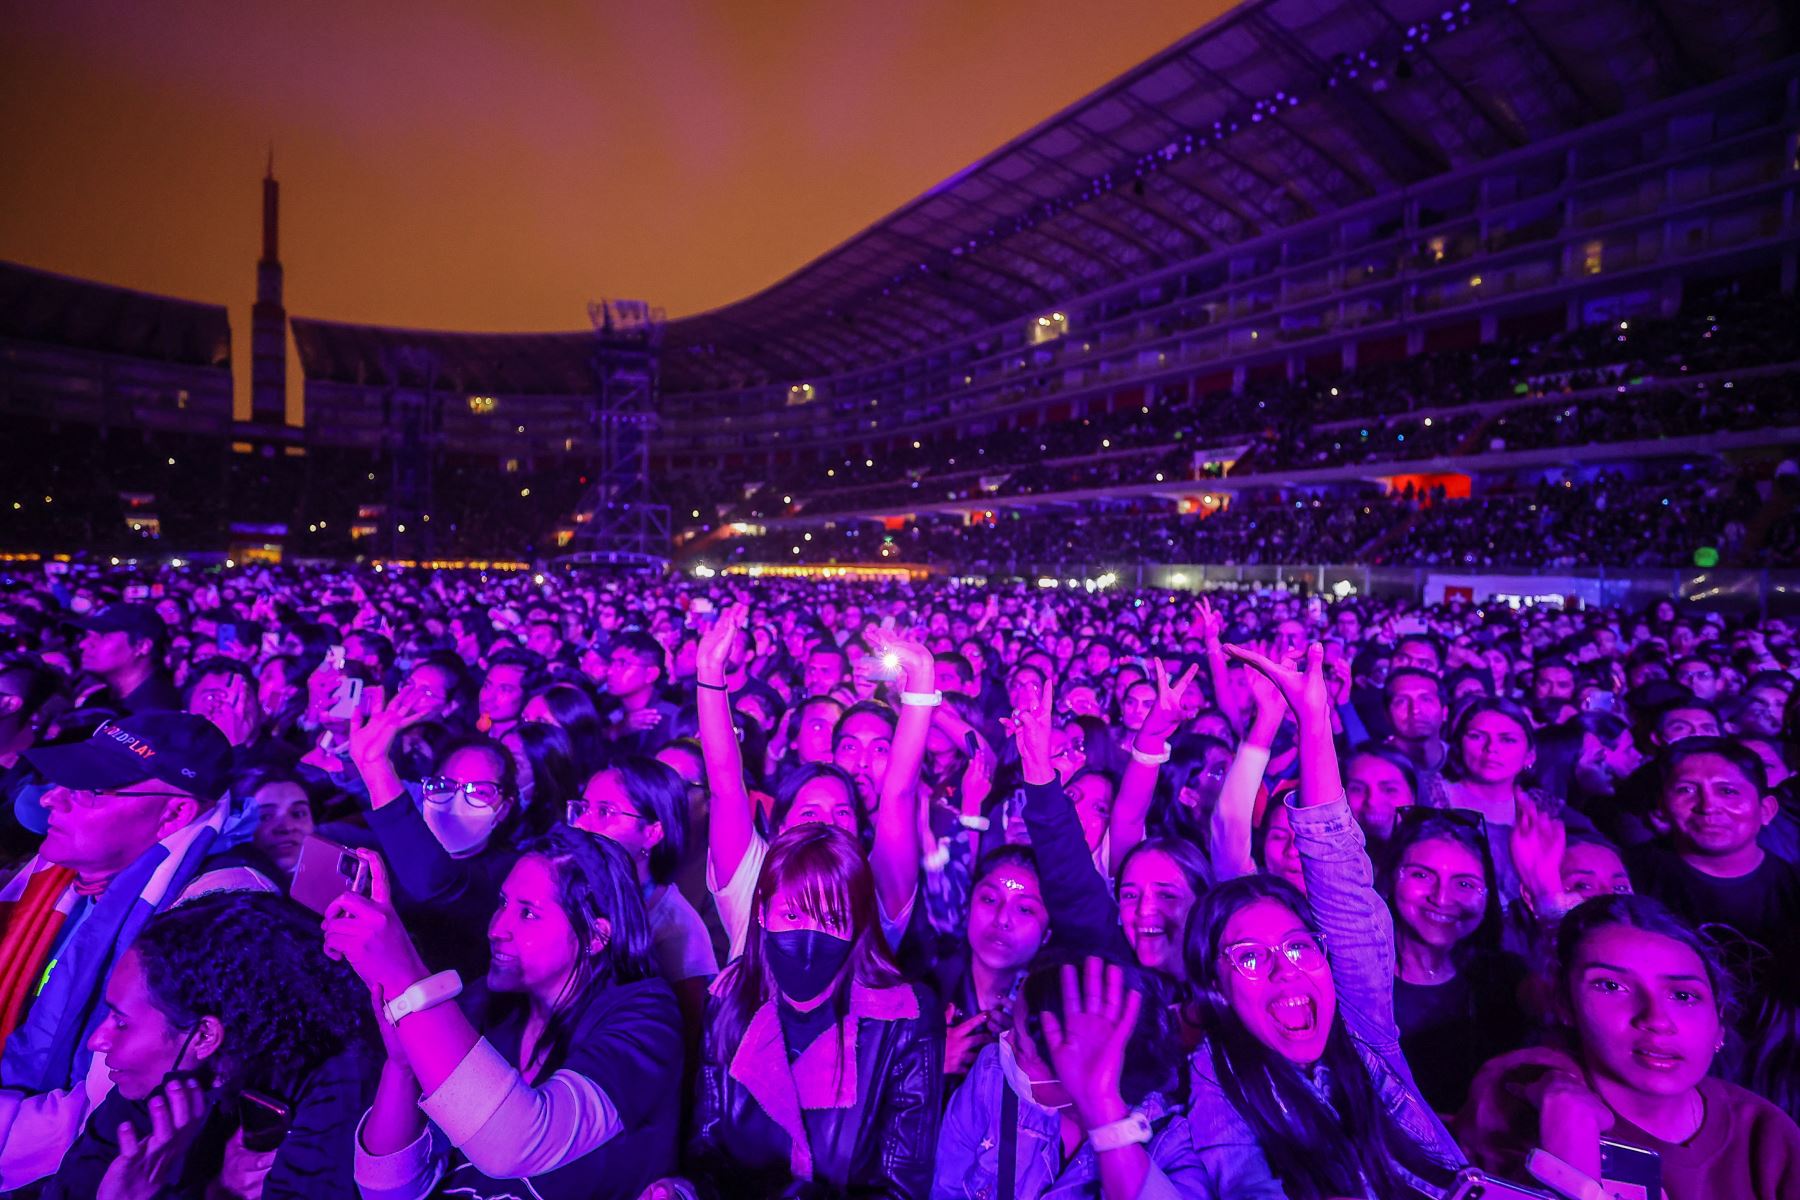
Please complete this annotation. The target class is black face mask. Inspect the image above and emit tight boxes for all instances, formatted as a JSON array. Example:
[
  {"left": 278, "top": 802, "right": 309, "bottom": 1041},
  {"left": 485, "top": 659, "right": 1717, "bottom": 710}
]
[{"left": 764, "top": 929, "right": 853, "bottom": 1003}]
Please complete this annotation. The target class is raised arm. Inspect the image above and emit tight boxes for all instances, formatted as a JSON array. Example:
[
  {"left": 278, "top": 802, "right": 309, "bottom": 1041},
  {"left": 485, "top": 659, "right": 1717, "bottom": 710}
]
[
  {"left": 1110, "top": 657, "right": 1199, "bottom": 874},
  {"left": 347, "top": 686, "right": 437, "bottom": 810},
  {"left": 694, "top": 605, "right": 756, "bottom": 884},
  {"left": 1012, "top": 677, "right": 1131, "bottom": 959},
  {"left": 1228, "top": 643, "right": 1400, "bottom": 1047},
  {"left": 867, "top": 629, "right": 935, "bottom": 925},
  {"left": 1207, "top": 667, "right": 1284, "bottom": 883},
  {"left": 1193, "top": 598, "right": 1244, "bottom": 736}
]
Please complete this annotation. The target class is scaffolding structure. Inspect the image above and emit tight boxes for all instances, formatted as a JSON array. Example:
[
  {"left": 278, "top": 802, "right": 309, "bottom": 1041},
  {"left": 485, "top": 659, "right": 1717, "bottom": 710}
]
[{"left": 561, "top": 300, "right": 669, "bottom": 570}]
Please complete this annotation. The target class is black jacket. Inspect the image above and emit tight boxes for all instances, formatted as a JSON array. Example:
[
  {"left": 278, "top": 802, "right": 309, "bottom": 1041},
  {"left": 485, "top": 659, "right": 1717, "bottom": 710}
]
[{"left": 689, "top": 981, "right": 943, "bottom": 1198}]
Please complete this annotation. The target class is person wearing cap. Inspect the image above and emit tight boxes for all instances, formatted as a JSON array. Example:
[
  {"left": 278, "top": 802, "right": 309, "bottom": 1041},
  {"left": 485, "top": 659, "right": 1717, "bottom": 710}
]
[
  {"left": 73, "top": 605, "right": 182, "bottom": 715},
  {"left": 0, "top": 712, "right": 274, "bottom": 1189}
]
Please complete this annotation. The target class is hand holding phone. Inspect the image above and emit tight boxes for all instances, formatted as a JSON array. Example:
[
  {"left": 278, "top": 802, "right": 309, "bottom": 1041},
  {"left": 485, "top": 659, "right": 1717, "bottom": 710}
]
[{"left": 289, "top": 836, "right": 372, "bottom": 916}]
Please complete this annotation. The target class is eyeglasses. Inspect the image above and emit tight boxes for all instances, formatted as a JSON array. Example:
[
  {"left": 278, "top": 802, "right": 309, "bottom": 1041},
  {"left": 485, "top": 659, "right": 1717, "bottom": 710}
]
[
  {"left": 421, "top": 778, "right": 505, "bottom": 808},
  {"left": 566, "top": 798, "right": 646, "bottom": 824},
  {"left": 57, "top": 786, "right": 193, "bottom": 810},
  {"left": 1217, "top": 933, "right": 1329, "bottom": 981}
]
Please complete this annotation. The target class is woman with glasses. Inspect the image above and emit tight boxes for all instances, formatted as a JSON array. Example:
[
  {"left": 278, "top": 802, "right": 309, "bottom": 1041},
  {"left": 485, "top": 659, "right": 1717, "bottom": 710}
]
[
  {"left": 1181, "top": 644, "right": 1463, "bottom": 1199},
  {"left": 347, "top": 688, "right": 522, "bottom": 979},
  {"left": 566, "top": 755, "right": 717, "bottom": 1058},
  {"left": 1381, "top": 807, "right": 1527, "bottom": 1114}
]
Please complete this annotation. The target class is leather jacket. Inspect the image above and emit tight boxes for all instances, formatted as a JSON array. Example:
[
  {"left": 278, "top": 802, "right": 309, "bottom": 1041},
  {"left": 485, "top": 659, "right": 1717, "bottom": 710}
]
[{"left": 690, "top": 981, "right": 944, "bottom": 1198}]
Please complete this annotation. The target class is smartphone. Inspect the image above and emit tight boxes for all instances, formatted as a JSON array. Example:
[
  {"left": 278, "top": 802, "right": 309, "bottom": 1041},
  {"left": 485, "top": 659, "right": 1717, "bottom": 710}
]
[
  {"left": 289, "top": 836, "right": 371, "bottom": 916},
  {"left": 238, "top": 1088, "right": 294, "bottom": 1153},
  {"left": 261, "top": 631, "right": 281, "bottom": 656},
  {"left": 1599, "top": 1139, "right": 1661, "bottom": 1200},
  {"left": 327, "top": 676, "right": 363, "bottom": 721},
  {"left": 1439, "top": 1167, "right": 1560, "bottom": 1200},
  {"left": 217, "top": 623, "right": 240, "bottom": 650},
  {"left": 859, "top": 652, "right": 902, "bottom": 683}
]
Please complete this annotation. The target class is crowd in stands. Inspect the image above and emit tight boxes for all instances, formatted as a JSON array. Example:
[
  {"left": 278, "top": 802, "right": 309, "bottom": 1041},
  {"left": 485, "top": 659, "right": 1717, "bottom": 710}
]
[
  {"left": 0, "top": 559, "right": 1797, "bottom": 1199},
  {"left": 697, "top": 294, "right": 1800, "bottom": 521},
  {"left": 719, "top": 461, "right": 1798, "bottom": 572}
]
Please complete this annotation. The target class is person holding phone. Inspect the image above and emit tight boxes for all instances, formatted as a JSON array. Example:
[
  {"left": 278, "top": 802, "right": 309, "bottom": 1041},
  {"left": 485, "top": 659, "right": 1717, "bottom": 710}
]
[
  {"left": 331, "top": 831, "right": 684, "bottom": 1200},
  {"left": 1457, "top": 893, "right": 1800, "bottom": 1200},
  {"left": 43, "top": 891, "right": 377, "bottom": 1200}
]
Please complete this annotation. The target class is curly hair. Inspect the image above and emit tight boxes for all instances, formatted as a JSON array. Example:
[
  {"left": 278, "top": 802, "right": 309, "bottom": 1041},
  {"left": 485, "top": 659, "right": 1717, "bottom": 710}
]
[{"left": 132, "top": 891, "right": 375, "bottom": 1101}]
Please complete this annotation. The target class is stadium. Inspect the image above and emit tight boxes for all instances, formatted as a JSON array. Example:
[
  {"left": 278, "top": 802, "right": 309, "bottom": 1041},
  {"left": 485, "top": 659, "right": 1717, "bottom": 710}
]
[
  {"left": 6, "top": 4, "right": 1800, "bottom": 1198},
  {"left": 3, "top": 0, "right": 1796, "bottom": 610}
]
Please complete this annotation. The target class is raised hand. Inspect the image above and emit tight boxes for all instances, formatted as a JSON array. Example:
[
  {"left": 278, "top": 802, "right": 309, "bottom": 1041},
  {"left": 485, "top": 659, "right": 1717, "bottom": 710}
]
[
  {"left": 863, "top": 624, "right": 933, "bottom": 690},
  {"left": 695, "top": 604, "right": 745, "bottom": 686},
  {"left": 1191, "top": 596, "right": 1225, "bottom": 645},
  {"left": 346, "top": 685, "right": 435, "bottom": 769},
  {"left": 958, "top": 738, "right": 997, "bottom": 814},
  {"left": 1039, "top": 957, "right": 1143, "bottom": 1131},
  {"left": 1227, "top": 642, "right": 1330, "bottom": 721},
  {"left": 1003, "top": 672, "right": 1057, "bottom": 786},
  {"left": 1511, "top": 792, "right": 1568, "bottom": 916},
  {"left": 320, "top": 850, "right": 429, "bottom": 1003},
  {"left": 1139, "top": 657, "right": 1200, "bottom": 744}
]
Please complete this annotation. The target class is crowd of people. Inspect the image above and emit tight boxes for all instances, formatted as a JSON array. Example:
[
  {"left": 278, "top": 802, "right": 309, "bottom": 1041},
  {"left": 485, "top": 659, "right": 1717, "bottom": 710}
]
[
  {"left": 0, "top": 559, "right": 1796, "bottom": 1199},
  {"left": 702, "top": 294, "right": 1800, "bottom": 524},
  {"left": 721, "top": 460, "right": 1796, "bottom": 573}
]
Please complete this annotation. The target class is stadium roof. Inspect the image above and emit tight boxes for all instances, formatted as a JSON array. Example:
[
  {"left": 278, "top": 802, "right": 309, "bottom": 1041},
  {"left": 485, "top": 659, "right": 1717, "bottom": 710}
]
[
  {"left": 290, "top": 318, "right": 595, "bottom": 394},
  {"left": 0, "top": 259, "right": 230, "bottom": 368},
  {"left": 289, "top": 0, "right": 1793, "bottom": 398},
  {"left": 658, "top": 0, "right": 1792, "bottom": 391}
]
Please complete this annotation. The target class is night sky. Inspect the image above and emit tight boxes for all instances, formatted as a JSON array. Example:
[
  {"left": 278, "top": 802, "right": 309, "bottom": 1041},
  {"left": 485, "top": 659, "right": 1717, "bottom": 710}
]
[{"left": 0, "top": 0, "right": 1222, "bottom": 421}]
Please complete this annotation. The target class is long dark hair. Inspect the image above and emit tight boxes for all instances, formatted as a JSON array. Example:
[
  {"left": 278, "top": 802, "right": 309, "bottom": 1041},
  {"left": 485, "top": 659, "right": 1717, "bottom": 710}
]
[
  {"left": 532, "top": 683, "right": 610, "bottom": 777},
  {"left": 765, "top": 761, "right": 868, "bottom": 843},
  {"left": 1378, "top": 810, "right": 1504, "bottom": 972},
  {"left": 709, "top": 824, "right": 904, "bottom": 1052},
  {"left": 512, "top": 722, "right": 583, "bottom": 837},
  {"left": 604, "top": 755, "right": 690, "bottom": 884},
  {"left": 1446, "top": 696, "right": 1535, "bottom": 783},
  {"left": 133, "top": 892, "right": 374, "bottom": 1101},
  {"left": 504, "top": 827, "right": 657, "bottom": 1077},
  {"left": 1184, "top": 875, "right": 1448, "bottom": 1200},
  {"left": 1553, "top": 893, "right": 1737, "bottom": 1032}
]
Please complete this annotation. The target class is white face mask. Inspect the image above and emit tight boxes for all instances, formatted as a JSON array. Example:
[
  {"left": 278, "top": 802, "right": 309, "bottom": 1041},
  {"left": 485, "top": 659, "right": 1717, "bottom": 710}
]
[
  {"left": 996, "top": 1031, "right": 1070, "bottom": 1113},
  {"left": 421, "top": 794, "right": 501, "bottom": 856}
]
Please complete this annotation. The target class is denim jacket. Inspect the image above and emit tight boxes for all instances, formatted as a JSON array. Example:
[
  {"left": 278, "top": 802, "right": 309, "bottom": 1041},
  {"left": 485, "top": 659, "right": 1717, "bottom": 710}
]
[
  {"left": 1181, "top": 793, "right": 1465, "bottom": 1199},
  {"left": 931, "top": 1043, "right": 1201, "bottom": 1200}
]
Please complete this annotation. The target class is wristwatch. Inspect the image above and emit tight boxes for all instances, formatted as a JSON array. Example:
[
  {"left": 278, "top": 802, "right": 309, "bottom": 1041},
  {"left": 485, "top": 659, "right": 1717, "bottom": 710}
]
[{"left": 383, "top": 970, "right": 463, "bottom": 1026}]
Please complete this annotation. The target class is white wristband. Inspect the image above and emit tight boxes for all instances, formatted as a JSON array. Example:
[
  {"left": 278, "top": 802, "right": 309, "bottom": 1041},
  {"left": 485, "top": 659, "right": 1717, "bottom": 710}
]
[
  {"left": 1087, "top": 1110, "right": 1152, "bottom": 1152},
  {"left": 957, "top": 813, "right": 991, "bottom": 832},
  {"left": 899, "top": 690, "right": 943, "bottom": 708},
  {"left": 1129, "top": 744, "right": 1172, "bottom": 766},
  {"left": 383, "top": 970, "right": 463, "bottom": 1026}
]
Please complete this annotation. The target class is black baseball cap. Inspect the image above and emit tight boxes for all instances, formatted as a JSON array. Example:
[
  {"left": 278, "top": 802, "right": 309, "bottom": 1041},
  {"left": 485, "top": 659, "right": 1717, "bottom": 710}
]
[
  {"left": 78, "top": 603, "right": 169, "bottom": 646},
  {"left": 25, "top": 712, "right": 232, "bottom": 801}
]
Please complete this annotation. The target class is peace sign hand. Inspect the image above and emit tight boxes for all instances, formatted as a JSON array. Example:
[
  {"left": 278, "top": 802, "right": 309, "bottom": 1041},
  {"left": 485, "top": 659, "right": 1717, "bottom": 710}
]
[{"left": 1140, "top": 657, "right": 1199, "bottom": 743}]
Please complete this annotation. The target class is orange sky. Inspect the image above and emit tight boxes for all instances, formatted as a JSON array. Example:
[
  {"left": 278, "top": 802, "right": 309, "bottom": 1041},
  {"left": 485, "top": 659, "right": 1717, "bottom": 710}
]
[{"left": 0, "top": 0, "right": 1225, "bottom": 421}]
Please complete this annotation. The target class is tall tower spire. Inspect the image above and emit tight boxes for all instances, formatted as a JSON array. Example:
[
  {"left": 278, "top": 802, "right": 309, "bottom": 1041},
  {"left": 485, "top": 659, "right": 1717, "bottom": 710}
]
[{"left": 250, "top": 153, "right": 286, "bottom": 424}]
